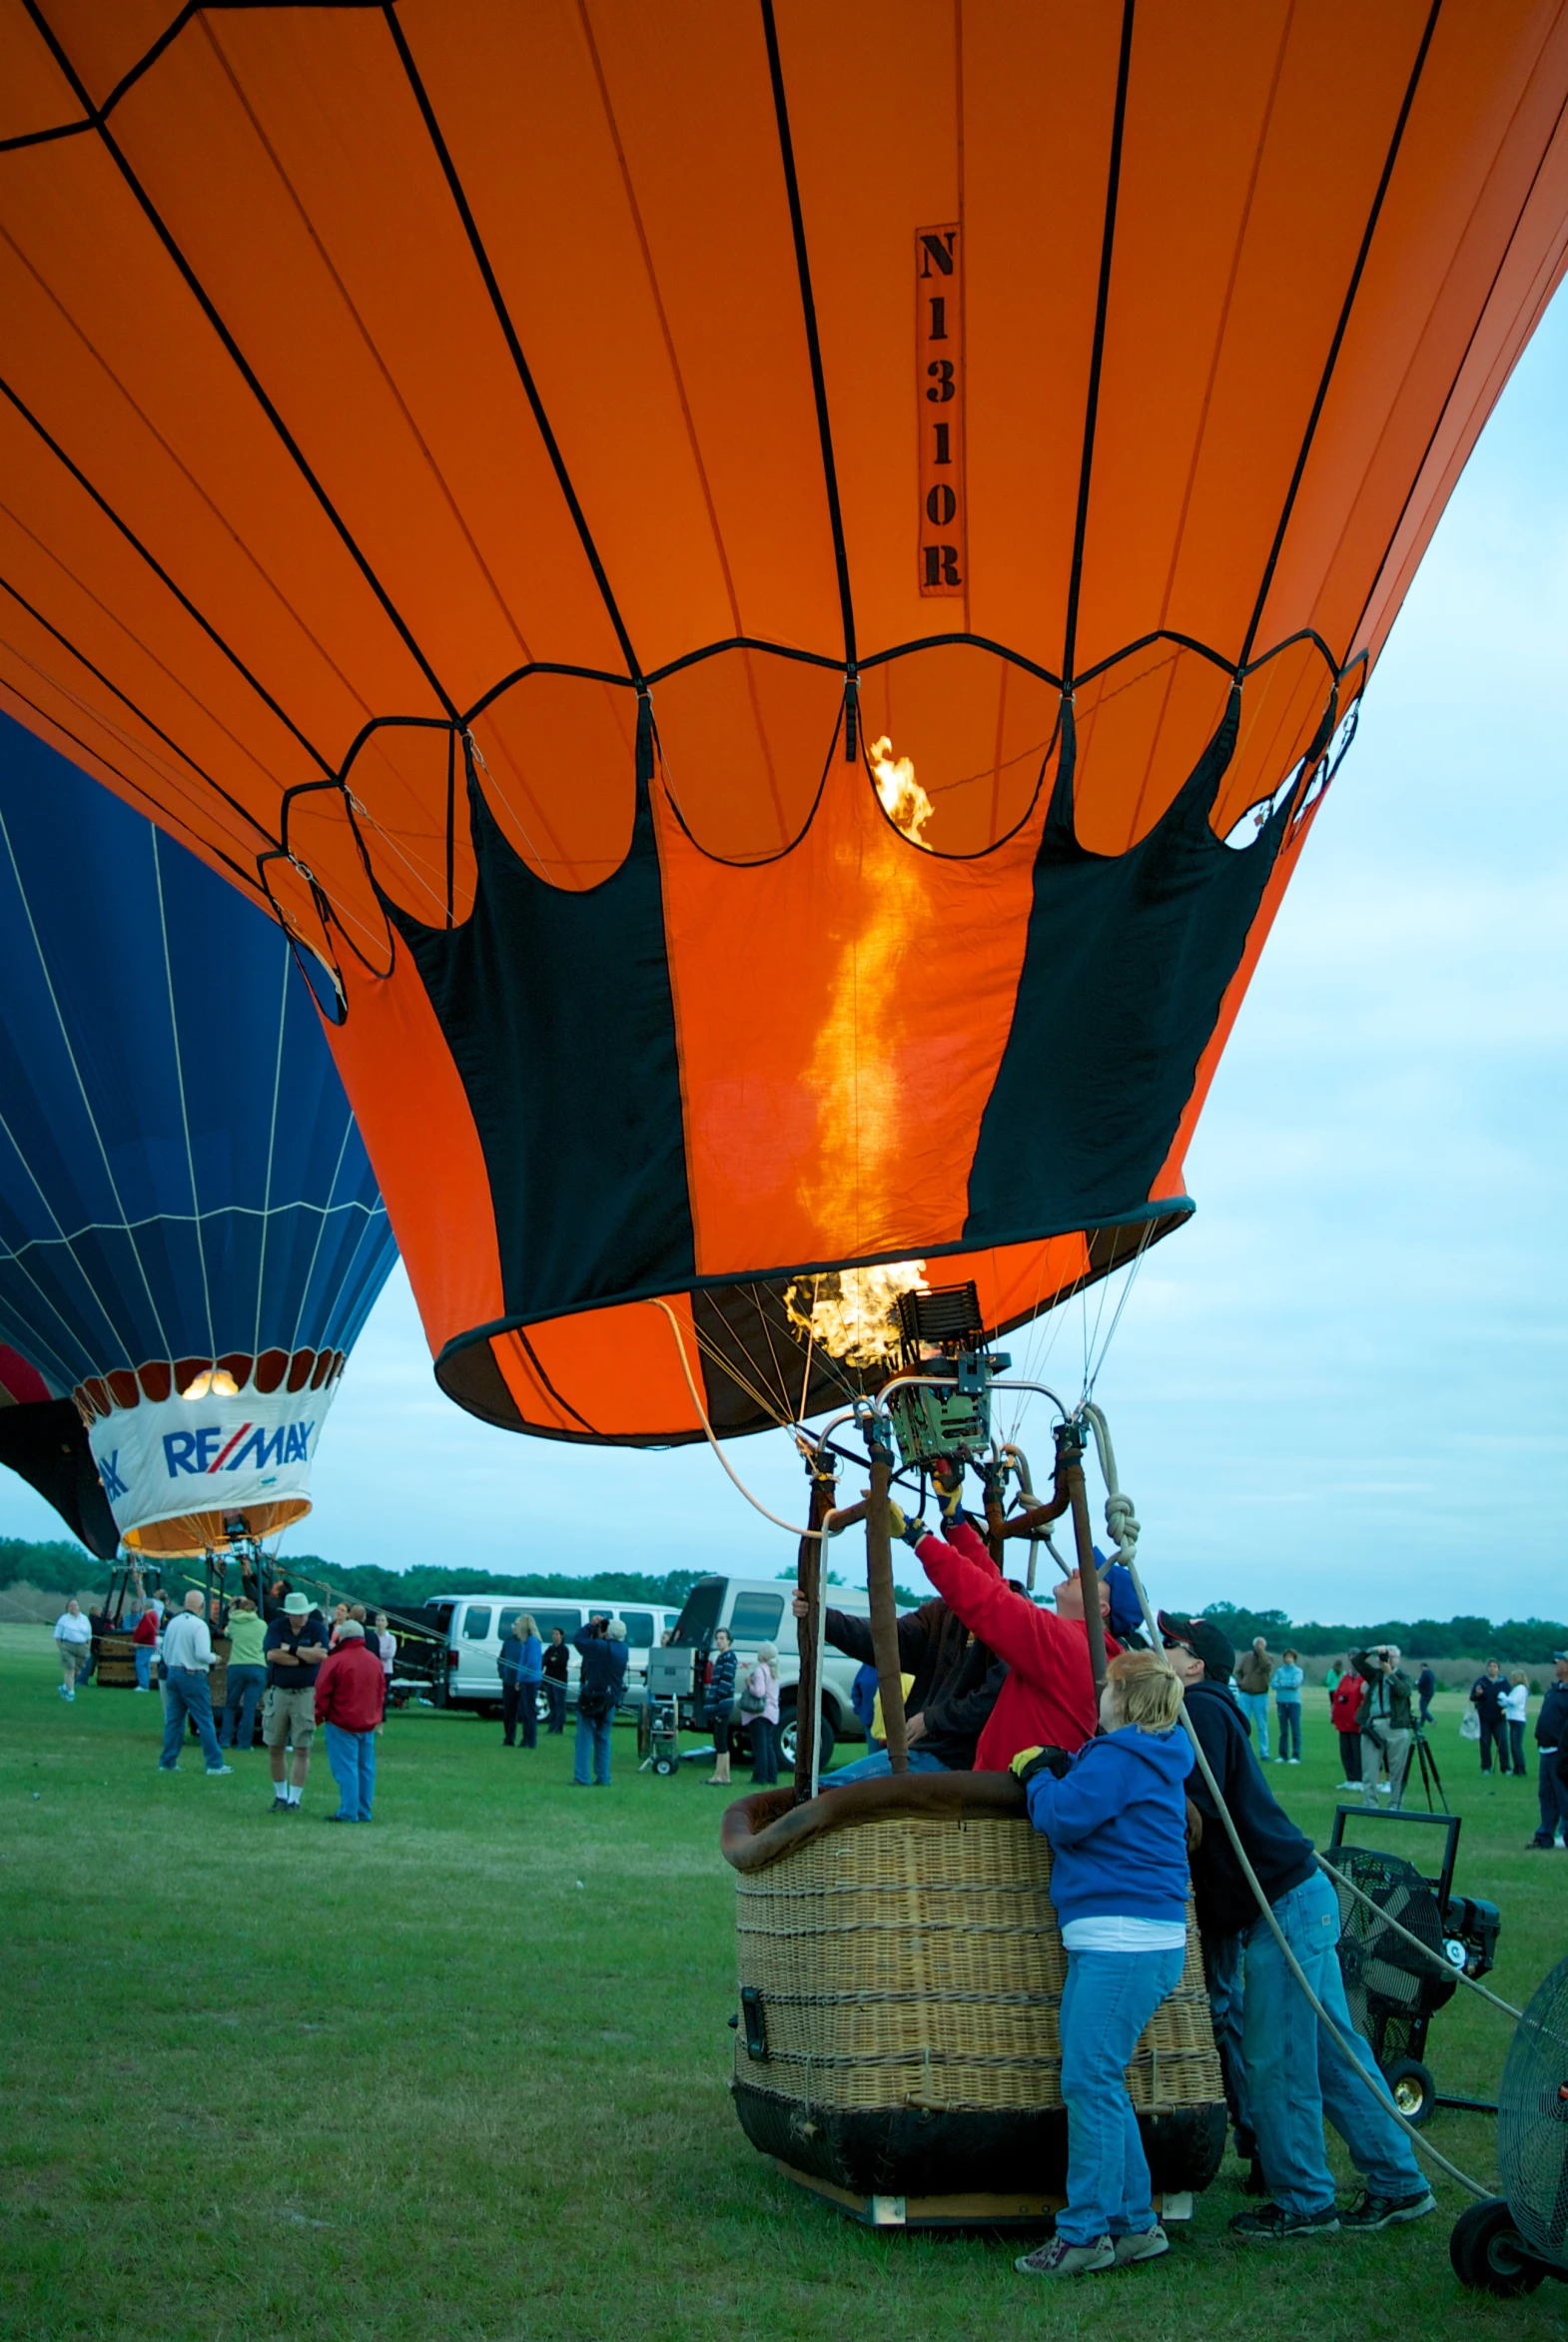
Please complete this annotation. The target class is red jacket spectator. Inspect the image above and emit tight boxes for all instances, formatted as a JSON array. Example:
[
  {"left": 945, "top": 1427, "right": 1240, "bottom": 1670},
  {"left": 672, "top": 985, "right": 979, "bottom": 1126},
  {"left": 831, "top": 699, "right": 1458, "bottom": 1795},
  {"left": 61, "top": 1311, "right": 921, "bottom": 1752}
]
[
  {"left": 1329, "top": 1671, "right": 1365, "bottom": 1738},
  {"left": 910, "top": 1516, "right": 1119, "bottom": 1769},
  {"left": 131, "top": 1608, "right": 159, "bottom": 1648},
  {"left": 314, "top": 1640, "right": 387, "bottom": 1734}
]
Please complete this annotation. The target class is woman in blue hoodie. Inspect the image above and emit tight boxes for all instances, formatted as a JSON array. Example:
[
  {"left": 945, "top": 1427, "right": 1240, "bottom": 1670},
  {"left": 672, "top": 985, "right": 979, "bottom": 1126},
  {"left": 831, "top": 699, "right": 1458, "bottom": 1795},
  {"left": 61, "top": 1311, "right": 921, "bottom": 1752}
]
[{"left": 1012, "top": 1649, "right": 1194, "bottom": 2281}]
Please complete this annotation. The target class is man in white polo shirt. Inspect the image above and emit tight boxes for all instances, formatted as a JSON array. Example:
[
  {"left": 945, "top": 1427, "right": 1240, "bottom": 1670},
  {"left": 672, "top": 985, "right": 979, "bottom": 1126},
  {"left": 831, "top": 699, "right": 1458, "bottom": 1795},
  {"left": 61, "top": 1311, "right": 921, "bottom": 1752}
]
[{"left": 158, "top": 1591, "right": 233, "bottom": 1777}]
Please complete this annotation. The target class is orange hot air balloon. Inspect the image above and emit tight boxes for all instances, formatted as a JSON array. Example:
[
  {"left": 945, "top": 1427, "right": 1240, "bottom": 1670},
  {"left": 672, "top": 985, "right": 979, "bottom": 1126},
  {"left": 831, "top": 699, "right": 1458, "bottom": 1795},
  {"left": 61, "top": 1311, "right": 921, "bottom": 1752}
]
[{"left": 1, "top": 2, "right": 1565, "bottom": 1443}]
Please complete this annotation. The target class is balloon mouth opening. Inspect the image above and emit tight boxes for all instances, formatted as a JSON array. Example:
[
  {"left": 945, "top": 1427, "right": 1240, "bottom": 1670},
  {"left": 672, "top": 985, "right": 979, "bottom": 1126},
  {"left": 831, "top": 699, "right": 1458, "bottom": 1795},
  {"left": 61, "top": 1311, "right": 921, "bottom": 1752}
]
[
  {"left": 121, "top": 1496, "right": 312, "bottom": 1556},
  {"left": 429, "top": 1208, "right": 1192, "bottom": 1447}
]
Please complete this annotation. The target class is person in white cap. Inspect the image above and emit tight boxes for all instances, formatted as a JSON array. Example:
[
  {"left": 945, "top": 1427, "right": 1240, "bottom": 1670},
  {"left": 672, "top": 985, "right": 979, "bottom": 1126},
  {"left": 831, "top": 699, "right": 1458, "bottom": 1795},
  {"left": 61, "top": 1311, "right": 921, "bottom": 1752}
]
[{"left": 262, "top": 1591, "right": 329, "bottom": 1812}]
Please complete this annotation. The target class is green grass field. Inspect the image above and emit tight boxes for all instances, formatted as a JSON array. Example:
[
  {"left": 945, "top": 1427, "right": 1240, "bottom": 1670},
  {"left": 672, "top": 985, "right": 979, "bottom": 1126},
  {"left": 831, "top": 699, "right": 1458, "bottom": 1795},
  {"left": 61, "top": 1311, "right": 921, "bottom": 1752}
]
[{"left": 2, "top": 1626, "right": 1562, "bottom": 2341}]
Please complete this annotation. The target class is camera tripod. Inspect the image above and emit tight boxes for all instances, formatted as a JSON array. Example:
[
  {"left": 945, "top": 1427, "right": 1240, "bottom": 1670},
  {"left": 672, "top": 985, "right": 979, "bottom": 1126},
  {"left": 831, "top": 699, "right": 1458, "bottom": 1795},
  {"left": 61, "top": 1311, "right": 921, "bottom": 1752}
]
[{"left": 1402, "top": 1721, "right": 1449, "bottom": 1814}]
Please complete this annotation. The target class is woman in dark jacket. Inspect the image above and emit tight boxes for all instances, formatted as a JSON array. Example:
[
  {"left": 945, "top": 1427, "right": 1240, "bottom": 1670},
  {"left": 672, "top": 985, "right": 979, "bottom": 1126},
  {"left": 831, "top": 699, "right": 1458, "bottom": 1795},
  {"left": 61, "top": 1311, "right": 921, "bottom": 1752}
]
[
  {"left": 704, "top": 1628, "right": 738, "bottom": 1787},
  {"left": 541, "top": 1628, "right": 569, "bottom": 1735}
]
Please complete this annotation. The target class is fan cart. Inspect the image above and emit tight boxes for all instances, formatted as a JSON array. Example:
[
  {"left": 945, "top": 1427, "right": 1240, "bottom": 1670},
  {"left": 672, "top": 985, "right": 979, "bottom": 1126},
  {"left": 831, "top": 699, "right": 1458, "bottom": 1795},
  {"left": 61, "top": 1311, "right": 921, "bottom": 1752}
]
[
  {"left": 1323, "top": 1808, "right": 1499, "bottom": 2125},
  {"left": 1450, "top": 1952, "right": 1568, "bottom": 2297}
]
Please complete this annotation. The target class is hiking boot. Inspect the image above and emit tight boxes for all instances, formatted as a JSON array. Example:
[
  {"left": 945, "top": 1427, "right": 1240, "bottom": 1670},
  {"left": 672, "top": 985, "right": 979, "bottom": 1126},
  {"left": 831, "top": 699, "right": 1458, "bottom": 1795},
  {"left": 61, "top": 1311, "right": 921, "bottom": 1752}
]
[
  {"left": 1015, "top": 2234, "right": 1115, "bottom": 2278},
  {"left": 1114, "top": 2225, "right": 1170, "bottom": 2265},
  {"left": 1230, "top": 2202, "right": 1339, "bottom": 2243},
  {"left": 1339, "top": 2188, "right": 1436, "bottom": 2232}
]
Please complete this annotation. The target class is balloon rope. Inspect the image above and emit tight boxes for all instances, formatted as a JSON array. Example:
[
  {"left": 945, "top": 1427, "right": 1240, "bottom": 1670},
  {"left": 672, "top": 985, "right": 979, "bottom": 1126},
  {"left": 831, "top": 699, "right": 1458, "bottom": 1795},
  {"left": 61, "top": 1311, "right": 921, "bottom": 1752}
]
[{"left": 648, "top": 1298, "right": 824, "bottom": 1540}]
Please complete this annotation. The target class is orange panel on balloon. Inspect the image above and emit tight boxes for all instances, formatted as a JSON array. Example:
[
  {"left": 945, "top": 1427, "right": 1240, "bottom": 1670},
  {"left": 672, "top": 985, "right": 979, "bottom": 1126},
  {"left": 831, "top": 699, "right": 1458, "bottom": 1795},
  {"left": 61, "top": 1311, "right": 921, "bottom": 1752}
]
[
  {"left": 650, "top": 650, "right": 845, "bottom": 862},
  {"left": 468, "top": 672, "right": 639, "bottom": 893},
  {"left": 659, "top": 745, "right": 1046, "bottom": 1279}
]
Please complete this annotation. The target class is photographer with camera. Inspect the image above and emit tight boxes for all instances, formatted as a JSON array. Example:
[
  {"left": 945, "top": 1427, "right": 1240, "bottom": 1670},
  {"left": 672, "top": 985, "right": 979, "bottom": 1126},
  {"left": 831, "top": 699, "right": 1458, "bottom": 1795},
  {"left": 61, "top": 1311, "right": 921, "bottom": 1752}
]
[
  {"left": 571, "top": 1616, "right": 627, "bottom": 1788},
  {"left": 1352, "top": 1646, "right": 1414, "bottom": 1811}
]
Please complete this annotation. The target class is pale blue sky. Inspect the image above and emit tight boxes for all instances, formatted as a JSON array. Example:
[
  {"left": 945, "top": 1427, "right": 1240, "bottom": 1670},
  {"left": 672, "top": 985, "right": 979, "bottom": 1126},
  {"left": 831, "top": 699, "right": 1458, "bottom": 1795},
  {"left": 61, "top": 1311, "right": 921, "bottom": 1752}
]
[{"left": 6, "top": 298, "right": 1566, "bottom": 1626}]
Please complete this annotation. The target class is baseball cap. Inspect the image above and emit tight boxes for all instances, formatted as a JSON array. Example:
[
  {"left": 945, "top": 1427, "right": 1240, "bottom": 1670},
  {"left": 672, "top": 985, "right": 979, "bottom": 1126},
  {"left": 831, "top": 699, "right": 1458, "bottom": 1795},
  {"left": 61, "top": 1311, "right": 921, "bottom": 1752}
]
[
  {"left": 337, "top": 1619, "right": 365, "bottom": 1639},
  {"left": 1158, "top": 1610, "right": 1234, "bottom": 1683},
  {"left": 283, "top": 1591, "right": 311, "bottom": 1617}
]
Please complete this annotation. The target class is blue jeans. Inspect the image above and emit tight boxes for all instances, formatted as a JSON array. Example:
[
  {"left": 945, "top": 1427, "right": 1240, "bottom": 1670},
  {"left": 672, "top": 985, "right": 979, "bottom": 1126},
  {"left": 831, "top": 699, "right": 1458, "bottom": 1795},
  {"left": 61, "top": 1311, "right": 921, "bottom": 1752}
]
[
  {"left": 133, "top": 1646, "right": 153, "bottom": 1691},
  {"left": 325, "top": 1722, "right": 378, "bottom": 1820},
  {"left": 221, "top": 1663, "right": 266, "bottom": 1748},
  {"left": 574, "top": 1711, "right": 612, "bottom": 1784},
  {"left": 1057, "top": 1945, "right": 1186, "bottom": 2243},
  {"left": 545, "top": 1682, "right": 566, "bottom": 1734},
  {"left": 824, "top": 1747, "right": 950, "bottom": 1788},
  {"left": 1241, "top": 1869, "right": 1425, "bottom": 2214},
  {"left": 1203, "top": 1929, "right": 1255, "bottom": 2159},
  {"left": 1535, "top": 1752, "right": 1568, "bottom": 1844},
  {"left": 1276, "top": 1700, "right": 1300, "bottom": 1761},
  {"left": 1237, "top": 1690, "right": 1270, "bottom": 1757},
  {"left": 160, "top": 1670, "right": 226, "bottom": 1771}
]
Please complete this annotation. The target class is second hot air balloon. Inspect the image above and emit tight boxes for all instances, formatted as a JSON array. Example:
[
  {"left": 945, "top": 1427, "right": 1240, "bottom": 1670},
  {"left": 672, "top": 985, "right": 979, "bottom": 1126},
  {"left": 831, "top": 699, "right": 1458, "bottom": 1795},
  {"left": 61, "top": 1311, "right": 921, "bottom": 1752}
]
[{"left": 0, "top": 715, "right": 397, "bottom": 1557}]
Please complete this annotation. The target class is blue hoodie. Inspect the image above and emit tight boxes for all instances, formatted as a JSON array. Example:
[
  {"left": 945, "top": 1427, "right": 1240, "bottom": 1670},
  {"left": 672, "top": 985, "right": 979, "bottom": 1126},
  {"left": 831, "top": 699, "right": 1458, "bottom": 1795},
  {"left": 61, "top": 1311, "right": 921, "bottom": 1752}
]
[{"left": 1025, "top": 1725, "right": 1194, "bottom": 1931}]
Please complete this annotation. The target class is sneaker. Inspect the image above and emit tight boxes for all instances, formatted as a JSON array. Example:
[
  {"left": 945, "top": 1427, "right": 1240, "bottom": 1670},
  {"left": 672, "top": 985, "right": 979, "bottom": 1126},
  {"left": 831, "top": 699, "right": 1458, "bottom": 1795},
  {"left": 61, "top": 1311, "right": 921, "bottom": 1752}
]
[
  {"left": 1230, "top": 2202, "right": 1340, "bottom": 2243},
  {"left": 1015, "top": 2234, "right": 1116, "bottom": 2278},
  {"left": 205, "top": 1764, "right": 234, "bottom": 1777},
  {"left": 1114, "top": 2225, "right": 1170, "bottom": 2265},
  {"left": 1339, "top": 2188, "right": 1436, "bottom": 2232},
  {"left": 158, "top": 1764, "right": 182, "bottom": 1774},
  {"left": 1376, "top": 1783, "right": 1391, "bottom": 1795},
  {"left": 270, "top": 1796, "right": 291, "bottom": 1812},
  {"left": 325, "top": 1813, "right": 356, "bottom": 1824}
]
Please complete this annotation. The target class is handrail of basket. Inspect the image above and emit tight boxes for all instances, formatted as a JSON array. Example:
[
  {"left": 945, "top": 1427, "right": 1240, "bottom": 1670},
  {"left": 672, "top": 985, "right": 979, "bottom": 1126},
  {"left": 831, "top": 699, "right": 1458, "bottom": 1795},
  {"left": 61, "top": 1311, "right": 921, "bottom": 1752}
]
[{"left": 719, "top": 1769, "right": 1028, "bottom": 1874}]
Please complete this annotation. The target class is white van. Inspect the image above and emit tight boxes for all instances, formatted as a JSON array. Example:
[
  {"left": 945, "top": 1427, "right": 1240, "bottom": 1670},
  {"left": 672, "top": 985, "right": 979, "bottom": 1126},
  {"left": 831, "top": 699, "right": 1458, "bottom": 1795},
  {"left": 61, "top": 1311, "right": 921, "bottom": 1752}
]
[
  {"left": 667, "top": 1575, "right": 883, "bottom": 1768},
  {"left": 422, "top": 1595, "right": 680, "bottom": 1716}
]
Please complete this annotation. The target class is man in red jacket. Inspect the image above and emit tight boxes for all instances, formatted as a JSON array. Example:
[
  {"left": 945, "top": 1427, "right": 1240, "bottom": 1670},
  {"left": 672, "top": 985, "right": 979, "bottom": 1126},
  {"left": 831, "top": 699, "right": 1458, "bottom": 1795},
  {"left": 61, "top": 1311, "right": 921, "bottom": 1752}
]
[
  {"left": 891, "top": 1497, "right": 1117, "bottom": 1769},
  {"left": 314, "top": 1619, "right": 387, "bottom": 1824},
  {"left": 1329, "top": 1667, "right": 1366, "bottom": 1791}
]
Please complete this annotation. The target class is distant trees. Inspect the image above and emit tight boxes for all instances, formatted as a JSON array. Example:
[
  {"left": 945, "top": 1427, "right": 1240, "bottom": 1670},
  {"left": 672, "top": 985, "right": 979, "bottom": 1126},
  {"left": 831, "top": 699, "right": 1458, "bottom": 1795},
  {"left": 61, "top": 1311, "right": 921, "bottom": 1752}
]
[
  {"left": 1198, "top": 1601, "right": 1566, "bottom": 1664},
  {"left": 0, "top": 1534, "right": 1558, "bottom": 1655}
]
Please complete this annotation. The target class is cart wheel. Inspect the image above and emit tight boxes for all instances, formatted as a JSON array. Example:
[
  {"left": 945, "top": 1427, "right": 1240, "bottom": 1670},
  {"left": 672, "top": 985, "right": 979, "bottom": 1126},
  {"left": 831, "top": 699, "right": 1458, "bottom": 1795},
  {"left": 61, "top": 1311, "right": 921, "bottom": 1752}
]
[
  {"left": 653, "top": 1755, "right": 677, "bottom": 1777},
  {"left": 1449, "top": 2198, "right": 1546, "bottom": 2296},
  {"left": 1383, "top": 2057, "right": 1435, "bottom": 2126}
]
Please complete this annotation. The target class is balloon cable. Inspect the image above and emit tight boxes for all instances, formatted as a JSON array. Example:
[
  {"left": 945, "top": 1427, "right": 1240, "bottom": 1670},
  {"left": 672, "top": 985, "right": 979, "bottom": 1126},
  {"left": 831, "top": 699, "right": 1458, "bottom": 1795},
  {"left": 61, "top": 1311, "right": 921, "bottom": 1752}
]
[{"left": 648, "top": 1298, "right": 824, "bottom": 1541}]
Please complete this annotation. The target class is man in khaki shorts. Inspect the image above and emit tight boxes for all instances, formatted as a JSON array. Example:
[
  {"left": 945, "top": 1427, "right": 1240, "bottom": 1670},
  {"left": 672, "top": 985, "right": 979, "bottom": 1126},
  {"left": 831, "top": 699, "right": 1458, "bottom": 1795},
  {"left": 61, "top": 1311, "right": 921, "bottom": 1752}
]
[{"left": 262, "top": 1591, "right": 329, "bottom": 1813}]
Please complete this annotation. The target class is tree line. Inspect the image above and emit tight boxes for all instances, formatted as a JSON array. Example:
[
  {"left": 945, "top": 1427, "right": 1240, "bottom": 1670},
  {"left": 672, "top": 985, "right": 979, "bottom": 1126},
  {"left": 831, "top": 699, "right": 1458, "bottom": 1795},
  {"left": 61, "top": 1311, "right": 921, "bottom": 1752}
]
[
  {"left": 1198, "top": 1601, "right": 1567, "bottom": 1665},
  {"left": 2, "top": 1535, "right": 1561, "bottom": 1656}
]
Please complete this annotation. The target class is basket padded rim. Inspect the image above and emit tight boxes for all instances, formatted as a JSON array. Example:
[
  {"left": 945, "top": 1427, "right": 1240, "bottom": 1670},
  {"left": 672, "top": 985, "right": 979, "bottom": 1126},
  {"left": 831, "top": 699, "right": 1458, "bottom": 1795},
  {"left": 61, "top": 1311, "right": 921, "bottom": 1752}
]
[{"left": 721, "top": 1771, "right": 1028, "bottom": 1875}]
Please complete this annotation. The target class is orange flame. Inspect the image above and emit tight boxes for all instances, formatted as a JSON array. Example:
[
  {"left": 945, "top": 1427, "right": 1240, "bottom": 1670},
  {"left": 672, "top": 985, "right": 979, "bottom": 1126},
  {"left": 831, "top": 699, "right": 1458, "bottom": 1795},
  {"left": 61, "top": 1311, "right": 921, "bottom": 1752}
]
[
  {"left": 181, "top": 1368, "right": 240, "bottom": 1401},
  {"left": 784, "top": 1261, "right": 929, "bottom": 1367},
  {"left": 868, "top": 734, "right": 934, "bottom": 846}
]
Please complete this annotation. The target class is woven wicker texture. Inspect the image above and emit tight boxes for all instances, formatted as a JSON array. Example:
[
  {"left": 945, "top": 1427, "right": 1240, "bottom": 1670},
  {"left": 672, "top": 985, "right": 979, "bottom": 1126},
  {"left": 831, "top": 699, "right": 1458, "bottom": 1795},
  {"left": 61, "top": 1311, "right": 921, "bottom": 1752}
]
[{"left": 735, "top": 1811, "right": 1221, "bottom": 2113}]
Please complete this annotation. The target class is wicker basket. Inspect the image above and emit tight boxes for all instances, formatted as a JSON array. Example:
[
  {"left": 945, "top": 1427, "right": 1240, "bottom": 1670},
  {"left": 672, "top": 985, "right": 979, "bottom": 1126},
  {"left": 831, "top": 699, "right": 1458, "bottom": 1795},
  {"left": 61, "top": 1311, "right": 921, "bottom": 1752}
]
[{"left": 720, "top": 1772, "right": 1225, "bottom": 2202}]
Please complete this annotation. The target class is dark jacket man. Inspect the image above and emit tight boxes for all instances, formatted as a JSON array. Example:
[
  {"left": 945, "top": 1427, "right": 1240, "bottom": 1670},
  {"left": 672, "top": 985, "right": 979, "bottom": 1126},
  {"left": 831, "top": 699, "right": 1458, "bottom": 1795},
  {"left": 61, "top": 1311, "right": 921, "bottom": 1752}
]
[
  {"left": 1177, "top": 1679, "right": 1317, "bottom": 1943},
  {"left": 820, "top": 1595, "right": 1005, "bottom": 1770},
  {"left": 574, "top": 1622, "right": 628, "bottom": 1715},
  {"left": 1536, "top": 1673, "right": 1568, "bottom": 1785},
  {"left": 1351, "top": 1649, "right": 1414, "bottom": 1733}
]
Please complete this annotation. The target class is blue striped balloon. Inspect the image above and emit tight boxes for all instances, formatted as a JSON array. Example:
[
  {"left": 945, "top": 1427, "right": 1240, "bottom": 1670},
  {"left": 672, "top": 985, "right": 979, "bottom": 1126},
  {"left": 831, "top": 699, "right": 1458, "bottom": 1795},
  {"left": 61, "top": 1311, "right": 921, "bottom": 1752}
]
[{"left": 0, "top": 713, "right": 396, "bottom": 1555}]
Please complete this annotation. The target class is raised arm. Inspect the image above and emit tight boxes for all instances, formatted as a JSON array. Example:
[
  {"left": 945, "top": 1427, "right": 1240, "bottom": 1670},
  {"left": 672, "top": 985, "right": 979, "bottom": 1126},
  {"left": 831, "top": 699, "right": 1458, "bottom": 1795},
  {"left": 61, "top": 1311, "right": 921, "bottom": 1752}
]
[{"left": 911, "top": 1518, "right": 1069, "bottom": 1686}]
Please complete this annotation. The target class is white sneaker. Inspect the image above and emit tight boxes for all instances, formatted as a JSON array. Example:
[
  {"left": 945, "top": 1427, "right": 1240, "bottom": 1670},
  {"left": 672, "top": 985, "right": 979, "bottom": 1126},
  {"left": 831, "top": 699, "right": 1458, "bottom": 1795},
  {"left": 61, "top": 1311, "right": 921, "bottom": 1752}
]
[
  {"left": 1114, "top": 2224, "right": 1170, "bottom": 2265},
  {"left": 1016, "top": 2234, "right": 1115, "bottom": 2278},
  {"left": 1377, "top": 1784, "right": 1391, "bottom": 1795}
]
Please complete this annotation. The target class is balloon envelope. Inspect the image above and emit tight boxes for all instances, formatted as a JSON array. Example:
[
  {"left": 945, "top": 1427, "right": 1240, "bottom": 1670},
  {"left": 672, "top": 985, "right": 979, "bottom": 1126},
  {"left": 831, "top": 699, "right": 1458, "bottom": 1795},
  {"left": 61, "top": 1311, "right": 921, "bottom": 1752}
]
[
  {"left": 0, "top": 717, "right": 396, "bottom": 1552},
  {"left": 0, "top": 3, "right": 1565, "bottom": 1440}
]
